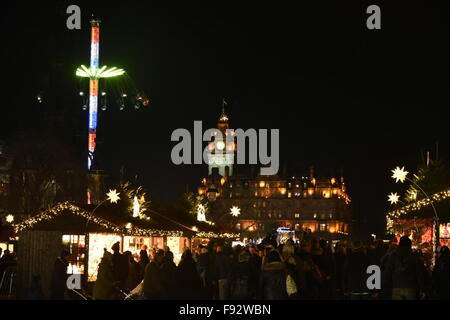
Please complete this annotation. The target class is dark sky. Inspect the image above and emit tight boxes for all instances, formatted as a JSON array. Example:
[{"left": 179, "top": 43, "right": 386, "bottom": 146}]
[{"left": 2, "top": 1, "right": 450, "bottom": 236}]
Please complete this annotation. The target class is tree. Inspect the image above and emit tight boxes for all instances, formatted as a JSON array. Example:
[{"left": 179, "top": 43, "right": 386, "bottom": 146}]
[{"left": 405, "top": 158, "right": 450, "bottom": 202}]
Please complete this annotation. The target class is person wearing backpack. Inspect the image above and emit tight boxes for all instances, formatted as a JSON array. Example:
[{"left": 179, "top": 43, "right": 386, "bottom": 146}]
[
  {"left": 385, "top": 236, "right": 427, "bottom": 300},
  {"left": 432, "top": 246, "right": 450, "bottom": 299}
]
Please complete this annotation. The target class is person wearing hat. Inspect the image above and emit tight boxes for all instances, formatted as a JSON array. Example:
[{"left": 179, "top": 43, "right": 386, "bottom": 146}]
[{"left": 342, "top": 240, "right": 371, "bottom": 300}]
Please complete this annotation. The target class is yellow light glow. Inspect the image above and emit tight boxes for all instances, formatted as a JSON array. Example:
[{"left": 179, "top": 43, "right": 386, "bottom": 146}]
[
  {"left": 279, "top": 188, "right": 287, "bottom": 195},
  {"left": 230, "top": 206, "right": 241, "bottom": 217},
  {"left": 6, "top": 215, "right": 14, "bottom": 223},
  {"left": 391, "top": 166, "right": 408, "bottom": 183},
  {"left": 331, "top": 178, "right": 336, "bottom": 185},
  {"left": 133, "top": 196, "right": 140, "bottom": 217},
  {"left": 259, "top": 181, "right": 265, "bottom": 188},
  {"left": 88, "top": 233, "right": 122, "bottom": 281},
  {"left": 221, "top": 178, "right": 226, "bottom": 185},
  {"left": 388, "top": 192, "right": 400, "bottom": 205},
  {"left": 197, "top": 204, "right": 206, "bottom": 222},
  {"left": 106, "top": 189, "right": 120, "bottom": 203},
  {"left": 216, "top": 141, "right": 225, "bottom": 150}
]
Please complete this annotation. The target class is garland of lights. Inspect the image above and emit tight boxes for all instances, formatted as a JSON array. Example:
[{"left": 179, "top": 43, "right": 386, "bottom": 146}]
[
  {"left": 195, "top": 231, "right": 240, "bottom": 239},
  {"left": 386, "top": 188, "right": 450, "bottom": 233},
  {"left": 387, "top": 188, "right": 450, "bottom": 218},
  {"left": 14, "top": 201, "right": 184, "bottom": 237}
]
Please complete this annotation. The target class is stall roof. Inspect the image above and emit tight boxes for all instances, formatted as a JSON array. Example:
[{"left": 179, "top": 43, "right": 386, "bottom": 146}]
[{"left": 14, "top": 202, "right": 239, "bottom": 239}]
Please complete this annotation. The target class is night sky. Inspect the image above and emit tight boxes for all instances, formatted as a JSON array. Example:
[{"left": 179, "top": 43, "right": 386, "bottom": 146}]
[{"left": 2, "top": 1, "right": 450, "bottom": 237}]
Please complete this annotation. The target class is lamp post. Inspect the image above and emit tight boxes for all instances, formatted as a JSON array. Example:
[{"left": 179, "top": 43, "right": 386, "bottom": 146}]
[{"left": 390, "top": 166, "right": 440, "bottom": 267}]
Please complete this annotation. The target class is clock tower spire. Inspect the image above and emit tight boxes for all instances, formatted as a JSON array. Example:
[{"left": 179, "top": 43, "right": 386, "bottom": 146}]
[{"left": 207, "top": 99, "right": 235, "bottom": 177}]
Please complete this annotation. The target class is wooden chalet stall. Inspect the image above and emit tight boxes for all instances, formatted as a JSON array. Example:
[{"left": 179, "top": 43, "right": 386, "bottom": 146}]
[
  {"left": 14, "top": 201, "right": 239, "bottom": 299},
  {"left": 388, "top": 190, "right": 450, "bottom": 268}
]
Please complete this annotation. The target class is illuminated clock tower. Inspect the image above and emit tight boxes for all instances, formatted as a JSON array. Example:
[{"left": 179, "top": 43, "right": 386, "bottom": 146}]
[{"left": 207, "top": 101, "right": 235, "bottom": 177}]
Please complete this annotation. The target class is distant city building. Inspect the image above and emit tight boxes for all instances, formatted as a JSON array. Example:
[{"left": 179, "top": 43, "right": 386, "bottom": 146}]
[
  {"left": 0, "top": 141, "right": 11, "bottom": 214},
  {"left": 198, "top": 108, "right": 352, "bottom": 241}
]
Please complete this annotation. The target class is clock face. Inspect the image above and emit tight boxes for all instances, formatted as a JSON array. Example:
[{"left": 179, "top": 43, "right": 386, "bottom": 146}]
[{"left": 216, "top": 141, "right": 225, "bottom": 150}]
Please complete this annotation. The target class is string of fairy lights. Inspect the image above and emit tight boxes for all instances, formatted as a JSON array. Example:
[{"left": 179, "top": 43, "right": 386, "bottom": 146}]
[
  {"left": 387, "top": 188, "right": 450, "bottom": 221},
  {"left": 13, "top": 201, "right": 239, "bottom": 239},
  {"left": 14, "top": 202, "right": 183, "bottom": 238},
  {"left": 194, "top": 231, "right": 240, "bottom": 239},
  {"left": 386, "top": 167, "right": 450, "bottom": 232}
]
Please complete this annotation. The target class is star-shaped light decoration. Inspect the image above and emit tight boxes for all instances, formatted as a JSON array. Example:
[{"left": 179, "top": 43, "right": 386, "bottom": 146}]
[
  {"left": 230, "top": 206, "right": 241, "bottom": 217},
  {"left": 388, "top": 192, "right": 400, "bottom": 205},
  {"left": 391, "top": 166, "right": 409, "bottom": 183},
  {"left": 6, "top": 214, "right": 14, "bottom": 224},
  {"left": 106, "top": 189, "right": 120, "bottom": 204}
]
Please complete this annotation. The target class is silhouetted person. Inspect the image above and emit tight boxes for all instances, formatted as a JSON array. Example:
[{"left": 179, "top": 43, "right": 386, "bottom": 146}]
[
  {"left": 124, "top": 251, "right": 140, "bottom": 292},
  {"left": 93, "top": 250, "right": 116, "bottom": 300},
  {"left": 111, "top": 242, "right": 129, "bottom": 294},
  {"left": 432, "top": 246, "right": 450, "bottom": 299},
  {"left": 138, "top": 249, "right": 150, "bottom": 282},
  {"left": 50, "top": 249, "right": 69, "bottom": 300},
  {"left": 178, "top": 249, "right": 202, "bottom": 299},
  {"left": 160, "top": 251, "right": 178, "bottom": 299},
  {"left": 385, "top": 236, "right": 426, "bottom": 300},
  {"left": 144, "top": 249, "right": 165, "bottom": 299},
  {"left": 342, "top": 240, "right": 371, "bottom": 300},
  {"left": 259, "top": 250, "right": 287, "bottom": 300}
]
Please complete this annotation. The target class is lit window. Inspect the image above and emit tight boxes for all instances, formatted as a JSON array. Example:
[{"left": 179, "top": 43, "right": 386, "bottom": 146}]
[
  {"left": 319, "top": 223, "right": 327, "bottom": 232},
  {"left": 62, "top": 235, "right": 86, "bottom": 275},
  {"left": 288, "top": 192, "right": 292, "bottom": 198},
  {"left": 294, "top": 213, "right": 300, "bottom": 219},
  {"left": 313, "top": 213, "right": 317, "bottom": 219}
]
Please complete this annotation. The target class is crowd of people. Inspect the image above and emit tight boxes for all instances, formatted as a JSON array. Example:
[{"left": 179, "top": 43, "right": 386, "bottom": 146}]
[{"left": 84, "top": 235, "right": 450, "bottom": 300}]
